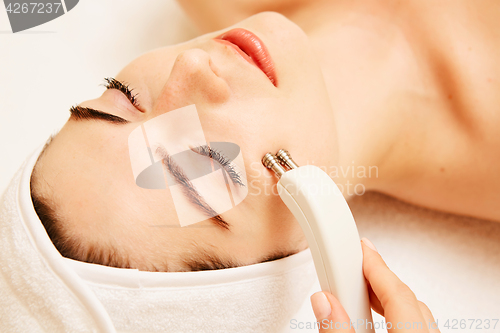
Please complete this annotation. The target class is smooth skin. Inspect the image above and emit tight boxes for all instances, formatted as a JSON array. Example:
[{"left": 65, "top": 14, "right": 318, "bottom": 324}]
[
  {"left": 34, "top": 13, "right": 336, "bottom": 271},
  {"left": 178, "top": 0, "right": 500, "bottom": 223},
  {"left": 33, "top": 0, "right": 485, "bottom": 327},
  {"left": 310, "top": 239, "right": 440, "bottom": 333},
  {"left": 35, "top": 0, "right": 499, "bottom": 272},
  {"left": 35, "top": 1, "right": 500, "bottom": 273}
]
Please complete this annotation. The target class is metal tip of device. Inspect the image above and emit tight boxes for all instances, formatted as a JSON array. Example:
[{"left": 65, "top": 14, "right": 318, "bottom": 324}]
[
  {"left": 262, "top": 153, "right": 286, "bottom": 178},
  {"left": 276, "top": 149, "right": 299, "bottom": 169}
]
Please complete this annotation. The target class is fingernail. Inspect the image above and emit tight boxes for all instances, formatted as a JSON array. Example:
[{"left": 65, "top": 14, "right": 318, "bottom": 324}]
[
  {"left": 361, "top": 237, "right": 378, "bottom": 252},
  {"left": 310, "top": 292, "right": 332, "bottom": 320}
]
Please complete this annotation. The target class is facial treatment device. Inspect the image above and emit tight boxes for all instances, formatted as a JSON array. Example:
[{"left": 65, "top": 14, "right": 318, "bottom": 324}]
[{"left": 262, "top": 150, "right": 374, "bottom": 332}]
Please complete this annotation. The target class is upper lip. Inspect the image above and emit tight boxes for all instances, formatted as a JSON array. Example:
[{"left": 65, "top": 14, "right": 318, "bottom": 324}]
[{"left": 214, "top": 28, "right": 277, "bottom": 86}]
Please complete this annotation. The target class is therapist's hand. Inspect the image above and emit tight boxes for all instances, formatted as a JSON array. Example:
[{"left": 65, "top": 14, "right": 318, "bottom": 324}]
[{"left": 310, "top": 238, "right": 440, "bottom": 332}]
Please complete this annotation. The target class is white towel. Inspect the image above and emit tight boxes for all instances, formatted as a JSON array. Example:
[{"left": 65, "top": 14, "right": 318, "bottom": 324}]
[{"left": 0, "top": 145, "right": 321, "bottom": 333}]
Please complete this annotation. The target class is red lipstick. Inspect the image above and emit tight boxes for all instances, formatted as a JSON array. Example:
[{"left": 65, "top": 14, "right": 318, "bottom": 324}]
[{"left": 215, "top": 28, "right": 277, "bottom": 86}]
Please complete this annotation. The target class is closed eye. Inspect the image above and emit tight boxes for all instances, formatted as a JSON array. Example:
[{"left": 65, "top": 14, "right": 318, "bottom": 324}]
[{"left": 103, "top": 77, "right": 141, "bottom": 109}]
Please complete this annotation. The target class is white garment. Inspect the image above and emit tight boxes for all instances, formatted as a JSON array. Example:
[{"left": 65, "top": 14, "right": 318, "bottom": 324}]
[{"left": 0, "top": 145, "right": 321, "bottom": 333}]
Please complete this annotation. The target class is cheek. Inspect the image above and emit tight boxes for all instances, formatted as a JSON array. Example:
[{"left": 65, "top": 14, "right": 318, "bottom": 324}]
[
  {"left": 219, "top": 188, "right": 302, "bottom": 264},
  {"left": 196, "top": 95, "right": 337, "bottom": 182}
]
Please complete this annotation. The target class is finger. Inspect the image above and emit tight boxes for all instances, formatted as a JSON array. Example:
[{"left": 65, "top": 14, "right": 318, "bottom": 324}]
[
  {"left": 361, "top": 238, "right": 427, "bottom": 332},
  {"left": 418, "top": 301, "right": 441, "bottom": 333},
  {"left": 361, "top": 240, "right": 384, "bottom": 316},
  {"left": 367, "top": 281, "right": 384, "bottom": 316},
  {"left": 310, "top": 291, "right": 356, "bottom": 333}
]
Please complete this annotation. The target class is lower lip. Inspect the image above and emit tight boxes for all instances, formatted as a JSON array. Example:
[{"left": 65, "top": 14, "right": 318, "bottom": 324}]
[{"left": 214, "top": 28, "right": 277, "bottom": 86}]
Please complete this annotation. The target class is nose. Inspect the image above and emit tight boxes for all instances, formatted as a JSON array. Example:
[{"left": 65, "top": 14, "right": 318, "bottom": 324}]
[{"left": 152, "top": 48, "right": 230, "bottom": 116}]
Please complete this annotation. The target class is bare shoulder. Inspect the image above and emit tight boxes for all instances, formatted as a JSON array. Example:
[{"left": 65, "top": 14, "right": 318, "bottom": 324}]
[{"left": 377, "top": 1, "right": 500, "bottom": 222}]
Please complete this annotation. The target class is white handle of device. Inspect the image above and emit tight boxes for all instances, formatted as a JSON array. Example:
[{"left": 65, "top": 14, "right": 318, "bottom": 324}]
[{"left": 277, "top": 165, "right": 374, "bottom": 333}]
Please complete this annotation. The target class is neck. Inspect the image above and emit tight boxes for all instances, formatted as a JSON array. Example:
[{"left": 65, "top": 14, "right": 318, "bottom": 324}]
[
  {"left": 286, "top": 5, "right": 377, "bottom": 197},
  {"left": 283, "top": 1, "right": 424, "bottom": 198}
]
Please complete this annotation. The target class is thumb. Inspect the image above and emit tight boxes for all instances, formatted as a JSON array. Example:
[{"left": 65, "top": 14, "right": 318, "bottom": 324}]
[{"left": 310, "top": 291, "right": 356, "bottom": 333}]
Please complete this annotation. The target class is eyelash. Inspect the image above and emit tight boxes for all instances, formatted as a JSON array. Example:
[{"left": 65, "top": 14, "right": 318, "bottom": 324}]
[
  {"left": 103, "top": 77, "right": 140, "bottom": 108},
  {"left": 192, "top": 145, "right": 246, "bottom": 187}
]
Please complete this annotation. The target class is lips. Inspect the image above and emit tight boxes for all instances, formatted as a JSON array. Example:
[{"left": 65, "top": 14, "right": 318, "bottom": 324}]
[{"left": 214, "top": 28, "right": 277, "bottom": 86}]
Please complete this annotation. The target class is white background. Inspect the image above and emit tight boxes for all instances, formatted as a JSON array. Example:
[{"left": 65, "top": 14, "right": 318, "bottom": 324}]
[{"left": 1, "top": 2, "right": 499, "bottom": 332}]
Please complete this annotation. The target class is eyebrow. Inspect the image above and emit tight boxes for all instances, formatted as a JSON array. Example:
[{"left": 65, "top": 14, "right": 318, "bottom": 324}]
[
  {"left": 69, "top": 106, "right": 129, "bottom": 124},
  {"left": 157, "top": 146, "right": 231, "bottom": 231}
]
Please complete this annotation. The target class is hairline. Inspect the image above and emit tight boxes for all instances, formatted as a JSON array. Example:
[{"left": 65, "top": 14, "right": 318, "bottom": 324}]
[
  {"left": 30, "top": 135, "right": 133, "bottom": 269},
  {"left": 29, "top": 136, "right": 295, "bottom": 272}
]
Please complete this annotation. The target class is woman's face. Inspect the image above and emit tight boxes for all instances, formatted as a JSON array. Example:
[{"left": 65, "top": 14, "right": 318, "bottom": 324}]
[{"left": 37, "top": 12, "right": 338, "bottom": 271}]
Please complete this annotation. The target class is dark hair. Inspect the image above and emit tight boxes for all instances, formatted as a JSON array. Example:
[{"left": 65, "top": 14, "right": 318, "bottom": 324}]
[{"left": 29, "top": 137, "right": 132, "bottom": 269}]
